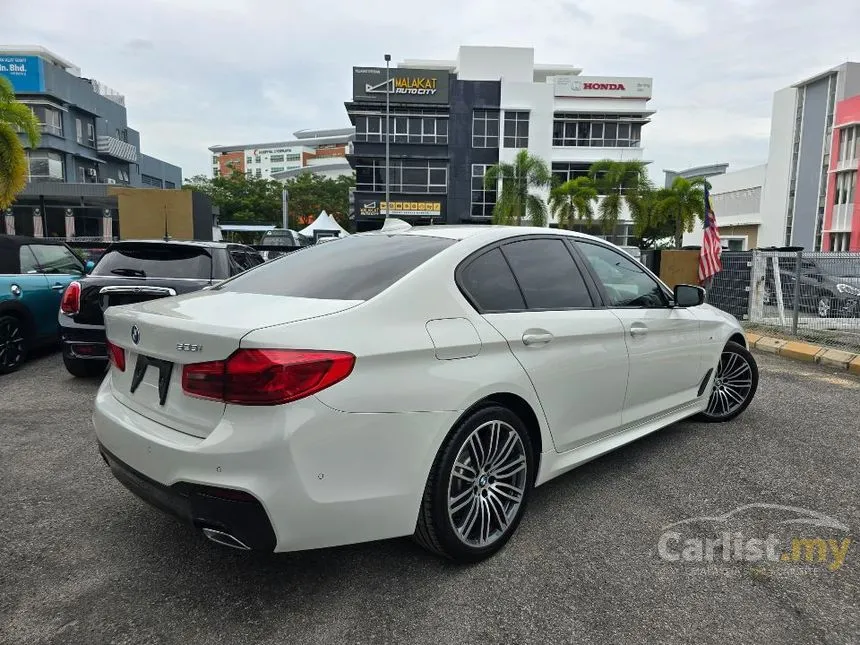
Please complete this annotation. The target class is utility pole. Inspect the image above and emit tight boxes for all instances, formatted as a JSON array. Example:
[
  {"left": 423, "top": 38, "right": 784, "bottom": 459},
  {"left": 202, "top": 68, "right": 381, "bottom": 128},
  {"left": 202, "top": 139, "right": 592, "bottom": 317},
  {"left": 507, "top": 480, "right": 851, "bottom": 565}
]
[{"left": 384, "top": 53, "right": 391, "bottom": 222}]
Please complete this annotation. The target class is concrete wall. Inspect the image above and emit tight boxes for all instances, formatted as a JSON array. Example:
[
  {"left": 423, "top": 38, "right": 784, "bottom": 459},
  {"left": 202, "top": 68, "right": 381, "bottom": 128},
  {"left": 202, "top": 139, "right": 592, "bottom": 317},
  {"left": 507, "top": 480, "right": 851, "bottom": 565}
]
[
  {"left": 139, "top": 154, "right": 183, "bottom": 188},
  {"left": 792, "top": 77, "right": 830, "bottom": 250},
  {"left": 457, "top": 46, "right": 533, "bottom": 82},
  {"left": 759, "top": 87, "right": 797, "bottom": 248}
]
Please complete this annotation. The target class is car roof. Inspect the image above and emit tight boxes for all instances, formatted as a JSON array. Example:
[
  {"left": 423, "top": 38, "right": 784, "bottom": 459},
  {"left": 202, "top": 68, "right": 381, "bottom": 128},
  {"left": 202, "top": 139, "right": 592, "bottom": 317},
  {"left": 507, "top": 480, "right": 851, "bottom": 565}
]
[
  {"left": 0, "top": 235, "right": 71, "bottom": 249},
  {"left": 108, "top": 239, "right": 232, "bottom": 249},
  {"left": 391, "top": 225, "right": 605, "bottom": 244}
]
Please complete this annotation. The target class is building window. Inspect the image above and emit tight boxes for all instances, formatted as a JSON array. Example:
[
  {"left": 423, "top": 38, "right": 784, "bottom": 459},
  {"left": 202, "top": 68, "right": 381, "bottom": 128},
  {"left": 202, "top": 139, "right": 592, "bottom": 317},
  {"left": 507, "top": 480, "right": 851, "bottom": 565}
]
[
  {"left": 551, "top": 162, "right": 593, "bottom": 186},
  {"left": 271, "top": 167, "right": 285, "bottom": 173},
  {"left": 472, "top": 109, "right": 500, "bottom": 148},
  {"left": 471, "top": 164, "right": 497, "bottom": 218},
  {"left": 213, "top": 166, "right": 220, "bottom": 177},
  {"left": 270, "top": 154, "right": 285, "bottom": 163},
  {"left": 27, "top": 151, "right": 65, "bottom": 182},
  {"left": 285, "top": 153, "right": 301, "bottom": 162},
  {"left": 30, "top": 105, "right": 64, "bottom": 137},
  {"left": 76, "top": 118, "right": 83, "bottom": 144},
  {"left": 165, "top": 181, "right": 176, "bottom": 189},
  {"left": 141, "top": 174, "right": 163, "bottom": 188},
  {"left": 552, "top": 113, "right": 644, "bottom": 148},
  {"left": 212, "top": 155, "right": 219, "bottom": 164},
  {"left": 830, "top": 232, "right": 850, "bottom": 252},
  {"left": 246, "top": 170, "right": 252, "bottom": 178},
  {"left": 839, "top": 126, "right": 859, "bottom": 164},
  {"left": 355, "top": 116, "right": 384, "bottom": 143},
  {"left": 254, "top": 156, "right": 261, "bottom": 164},
  {"left": 77, "top": 165, "right": 97, "bottom": 183},
  {"left": 255, "top": 168, "right": 262, "bottom": 178},
  {"left": 86, "top": 123, "right": 96, "bottom": 147},
  {"left": 246, "top": 156, "right": 252, "bottom": 164},
  {"left": 355, "top": 158, "right": 447, "bottom": 194},
  {"left": 503, "top": 111, "right": 529, "bottom": 148}
]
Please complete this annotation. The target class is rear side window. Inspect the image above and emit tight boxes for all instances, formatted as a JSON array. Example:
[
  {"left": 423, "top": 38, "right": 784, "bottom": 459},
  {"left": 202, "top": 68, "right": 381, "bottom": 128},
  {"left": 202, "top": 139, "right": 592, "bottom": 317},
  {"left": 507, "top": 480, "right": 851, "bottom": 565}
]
[
  {"left": 93, "top": 245, "right": 213, "bottom": 279},
  {"left": 501, "top": 238, "right": 593, "bottom": 309},
  {"left": 459, "top": 248, "right": 525, "bottom": 312},
  {"left": 19, "top": 246, "right": 40, "bottom": 274},
  {"left": 220, "top": 234, "right": 454, "bottom": 300}
]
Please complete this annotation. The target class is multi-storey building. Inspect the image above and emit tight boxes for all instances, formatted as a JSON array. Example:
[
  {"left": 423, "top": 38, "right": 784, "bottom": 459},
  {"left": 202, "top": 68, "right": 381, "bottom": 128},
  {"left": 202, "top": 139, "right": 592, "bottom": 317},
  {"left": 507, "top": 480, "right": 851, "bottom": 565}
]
[
  {"left": 344, "top": 45, "right": 654, "bottom": 239},
  {"left": 0, "top": 46, "right": 182, "bottom": 238},
  {"left": 822, "top": 95, "right": 860, "bottom": 251},
  {"left": 209, "top": 127, "right": 354, "bottom": 180}
]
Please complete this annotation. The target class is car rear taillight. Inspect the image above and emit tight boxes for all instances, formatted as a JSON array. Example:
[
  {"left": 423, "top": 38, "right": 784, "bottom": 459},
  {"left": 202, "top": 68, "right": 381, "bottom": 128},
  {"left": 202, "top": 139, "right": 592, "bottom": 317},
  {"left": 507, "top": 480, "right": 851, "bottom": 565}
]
[
  {"left": 106, "top": 340, "right": 126, "bottom": 372},
  {"left": 60, "top": 281, "right": 81, "bottom": 315},
  {"left": 182, "top": 349, "right": 355, "bottom": 406}
]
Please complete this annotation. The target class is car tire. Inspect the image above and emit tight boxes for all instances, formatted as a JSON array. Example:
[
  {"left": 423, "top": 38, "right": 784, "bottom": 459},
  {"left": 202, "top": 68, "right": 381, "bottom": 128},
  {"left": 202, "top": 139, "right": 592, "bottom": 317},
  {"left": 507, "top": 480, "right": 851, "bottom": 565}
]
[
  {"left": 696, "top": 341, "right": 759, "bottom": 423},
  {"left": 63, "top": 354, "right": 107, "bottom": 378},
  {"left": 817, "top": 296, "right": 832, "bottom": 318},
  {"left": 414, "top": 405, "right": 534, "bottom": 563},
  {"left": 0, "top": 314, "right": 27, "bottom": 375}
]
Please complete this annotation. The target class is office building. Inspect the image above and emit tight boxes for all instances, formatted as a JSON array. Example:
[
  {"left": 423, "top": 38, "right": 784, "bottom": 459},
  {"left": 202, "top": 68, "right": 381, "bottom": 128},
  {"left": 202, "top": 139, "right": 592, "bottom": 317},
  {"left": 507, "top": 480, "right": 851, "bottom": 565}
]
[
  {"left": 344, "top": 45, "right": 654, "bottom": 238},
  {"left": 0, "top": 46, "right": 182, "bottom": 238}
]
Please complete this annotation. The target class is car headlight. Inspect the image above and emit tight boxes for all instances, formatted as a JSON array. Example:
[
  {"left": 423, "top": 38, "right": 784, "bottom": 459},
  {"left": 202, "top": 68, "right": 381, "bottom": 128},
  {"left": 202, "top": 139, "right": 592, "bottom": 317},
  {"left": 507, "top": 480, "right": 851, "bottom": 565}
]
[{"left": 835, "top": 283, "right": 860, "bottom": 296}]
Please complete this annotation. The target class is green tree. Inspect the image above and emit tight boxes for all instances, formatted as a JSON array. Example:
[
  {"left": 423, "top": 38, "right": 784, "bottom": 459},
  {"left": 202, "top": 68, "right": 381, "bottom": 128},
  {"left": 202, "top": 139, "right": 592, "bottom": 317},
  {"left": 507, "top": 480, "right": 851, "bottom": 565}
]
[
  {"left": 549, "top": 176, "right": 598, "bottom": 230},
  {"left": 0, "top": 76, "right": 40, "bottom": 209},
  {"left": 655, "top": 176, "right": 707, "bottom": 248},
  {"left": 627, "top": 187, "right": 675, "bottom": 249},
  {"left": 587, "top": 159, "right": 650, "bottom": 235},
  {"left": 484, "top": 150, "right": 551, "bottom": 226}
]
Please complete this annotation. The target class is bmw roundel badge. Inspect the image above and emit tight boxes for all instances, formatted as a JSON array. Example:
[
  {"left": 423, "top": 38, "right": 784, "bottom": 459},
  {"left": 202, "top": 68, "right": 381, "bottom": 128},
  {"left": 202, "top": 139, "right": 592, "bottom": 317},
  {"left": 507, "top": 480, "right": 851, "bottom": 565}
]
[{"left": 131, "top": 325, "right": 140, "bottom": 345}]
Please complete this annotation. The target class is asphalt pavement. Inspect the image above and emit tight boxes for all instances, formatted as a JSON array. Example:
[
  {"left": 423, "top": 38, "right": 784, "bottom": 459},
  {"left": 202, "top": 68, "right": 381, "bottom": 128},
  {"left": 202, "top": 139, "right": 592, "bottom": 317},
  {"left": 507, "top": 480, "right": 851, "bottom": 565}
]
[{"left": 1, "top": 349, "right": 858, "bottom": 645}]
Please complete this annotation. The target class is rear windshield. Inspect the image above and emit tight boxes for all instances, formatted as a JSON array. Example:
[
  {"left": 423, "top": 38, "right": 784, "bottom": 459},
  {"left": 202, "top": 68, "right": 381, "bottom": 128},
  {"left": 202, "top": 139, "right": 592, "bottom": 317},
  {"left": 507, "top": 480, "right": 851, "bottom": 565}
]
[
  {"left": 219, "top": 234, "right": 454, "bottom": 300},
  {"left": 260, "top": 235, "right": 297, "bottom": 247},
  {"left": 92, "top": 245, "right": 213, "bottom": 279}
]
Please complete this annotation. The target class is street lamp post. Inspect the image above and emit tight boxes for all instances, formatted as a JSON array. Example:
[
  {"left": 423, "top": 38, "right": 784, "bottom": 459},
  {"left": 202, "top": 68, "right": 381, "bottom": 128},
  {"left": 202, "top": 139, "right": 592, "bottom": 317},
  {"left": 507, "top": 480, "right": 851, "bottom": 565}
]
[{"left": 384, "top": 53, "right": 391, "bottom": 221}]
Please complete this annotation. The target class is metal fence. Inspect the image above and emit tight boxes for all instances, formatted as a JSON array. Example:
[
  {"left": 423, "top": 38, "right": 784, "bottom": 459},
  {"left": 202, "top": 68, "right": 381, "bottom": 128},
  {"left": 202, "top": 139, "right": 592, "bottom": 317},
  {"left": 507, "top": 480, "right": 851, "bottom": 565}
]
[{"left": 707, "top": 251, "right": 860, "bottom": 353}]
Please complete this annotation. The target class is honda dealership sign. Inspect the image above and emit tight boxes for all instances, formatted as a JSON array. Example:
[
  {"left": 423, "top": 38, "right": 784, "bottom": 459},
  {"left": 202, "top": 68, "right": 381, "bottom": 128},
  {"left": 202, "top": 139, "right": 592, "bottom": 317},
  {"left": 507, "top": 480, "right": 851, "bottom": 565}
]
[
  {"left": 353, "top": 67, "right": 449, "bottom": 104},
  {"left": 553, "top": 76, "right": 653, "bottom": 99}
]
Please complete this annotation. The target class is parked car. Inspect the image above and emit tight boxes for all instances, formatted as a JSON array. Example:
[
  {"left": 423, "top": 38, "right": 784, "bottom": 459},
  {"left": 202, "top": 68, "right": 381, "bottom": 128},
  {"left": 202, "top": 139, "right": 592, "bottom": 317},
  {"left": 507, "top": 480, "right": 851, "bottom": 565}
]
[
  {"left": 59, "top": 240, "right": 263, "bottom": 377},
  {"left": 764, "top": 257, "right": 860, "bottom": 318},
  {"left": 0, "top": 236, "right": 86, "bottom": 374},
  {"left": 259, "top": 228, "right": 305, "bottom": 260},
  {"left": 92, "top": 226, "right": 757, "bottom": 562}
]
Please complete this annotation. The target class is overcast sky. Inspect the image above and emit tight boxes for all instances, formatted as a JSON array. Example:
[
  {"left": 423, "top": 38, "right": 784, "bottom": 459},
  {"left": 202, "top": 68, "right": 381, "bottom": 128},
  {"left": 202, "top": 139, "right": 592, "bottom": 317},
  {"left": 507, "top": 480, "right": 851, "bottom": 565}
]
[{"left": 4, "top": 0, "right": 860, "bottom": 182}]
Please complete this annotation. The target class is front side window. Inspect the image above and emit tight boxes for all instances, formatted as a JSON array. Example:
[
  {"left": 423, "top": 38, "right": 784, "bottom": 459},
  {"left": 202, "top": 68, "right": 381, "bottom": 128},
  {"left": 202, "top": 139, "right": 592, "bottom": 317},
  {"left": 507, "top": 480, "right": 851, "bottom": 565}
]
[
  {"left": 503, "top": 111, "right": 529, "bottom": 148},
  {"left": 220, "top": 234, "right": 453, "bottom": 301},
  {"left": 459, "top": 247, "right": 525, "bottom": 312},
  {"left": 29, "top": 244, "right": 83, "bottom": 275},
  {"left": 501, "top": 239, "right": 592, "bottom": 309},
  {"left": 576, "top": 241, "right": 667, "bottom": 308}
]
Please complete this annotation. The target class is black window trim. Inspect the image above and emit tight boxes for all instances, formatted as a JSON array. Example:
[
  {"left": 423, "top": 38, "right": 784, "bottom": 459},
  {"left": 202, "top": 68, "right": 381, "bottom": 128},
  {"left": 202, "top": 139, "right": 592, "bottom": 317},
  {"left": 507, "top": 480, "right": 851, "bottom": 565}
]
[
  {"left": 455, "top": 234, "right": 601, "bottom": 314},
  {"left": 569, "top": 239, "right": 674, "bottom": 309}
]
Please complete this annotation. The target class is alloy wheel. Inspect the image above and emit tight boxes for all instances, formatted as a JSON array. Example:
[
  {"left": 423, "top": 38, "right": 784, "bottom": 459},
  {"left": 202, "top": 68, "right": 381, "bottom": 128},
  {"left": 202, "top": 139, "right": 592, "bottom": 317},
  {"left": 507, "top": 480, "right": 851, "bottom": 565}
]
[
  {"left": 817, "top": 297, "right": 831, "bottom": 318},
  {"left": 0, "top": 317, "right": 25, "bottom": 372},
  {"left": 706, "top": 348, "right": 754, "bottom": 419},
  {"left": 447, "top": 420, "right": 527, "bottom": 548}
]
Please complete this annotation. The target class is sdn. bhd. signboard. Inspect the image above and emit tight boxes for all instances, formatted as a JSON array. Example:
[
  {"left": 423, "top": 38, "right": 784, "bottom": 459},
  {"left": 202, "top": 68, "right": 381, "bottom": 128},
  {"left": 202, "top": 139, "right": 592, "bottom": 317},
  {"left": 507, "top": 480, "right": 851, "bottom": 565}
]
[
  {"left": 0, "top": 55, "right": 45, "bottom": 92},
  {"left": 353, "top": 67, "right": 449, "bottom": 104}
]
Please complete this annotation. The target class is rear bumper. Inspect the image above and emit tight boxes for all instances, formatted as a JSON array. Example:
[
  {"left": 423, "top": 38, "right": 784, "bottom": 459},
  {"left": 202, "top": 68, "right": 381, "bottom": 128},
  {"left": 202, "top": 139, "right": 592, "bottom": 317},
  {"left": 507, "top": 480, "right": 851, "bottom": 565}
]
[
  {"left": 92, "top": 373, "right": 456, "bottom": 552},
  {"left": 99, "top": 445, "right": 277, "bottom": 550},
  {"left": 61, "top": 322, "right": 107, "bottom": 360}
]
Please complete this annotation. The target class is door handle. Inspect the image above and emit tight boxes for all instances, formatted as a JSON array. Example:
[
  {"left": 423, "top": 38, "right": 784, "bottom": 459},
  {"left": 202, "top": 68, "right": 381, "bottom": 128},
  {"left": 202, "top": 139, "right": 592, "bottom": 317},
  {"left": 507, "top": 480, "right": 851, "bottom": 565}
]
[
  {"left": 629, "top": 324, "right": 648, "bottom": 338},
  {"left": 51, "top": 283, "right": 65, "bottom": 291},
  {"left": 522, "top": 331, "right": 554, "bottom": 346}
]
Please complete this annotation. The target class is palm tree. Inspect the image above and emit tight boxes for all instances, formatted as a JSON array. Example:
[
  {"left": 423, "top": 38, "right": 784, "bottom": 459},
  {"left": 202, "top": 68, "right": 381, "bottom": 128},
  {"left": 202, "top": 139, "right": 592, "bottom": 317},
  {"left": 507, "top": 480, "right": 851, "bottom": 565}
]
[
  {"left": 655, "top": 176, "right": 707, "bottom": 248},
  {"left": 0, "top": 77, "right": 40, "bottom": 209},
  {"left": 627, "top": 187, "right": 674, "bottom": 249},
  {"left": 549, "top": 176, "right": 598, "bottom": 230},
  {"left": 483, "top": 150, "right": 551, "bottom": 226},
  {"left": 587, "top": 159, "right": 649, "bottom": 235}
]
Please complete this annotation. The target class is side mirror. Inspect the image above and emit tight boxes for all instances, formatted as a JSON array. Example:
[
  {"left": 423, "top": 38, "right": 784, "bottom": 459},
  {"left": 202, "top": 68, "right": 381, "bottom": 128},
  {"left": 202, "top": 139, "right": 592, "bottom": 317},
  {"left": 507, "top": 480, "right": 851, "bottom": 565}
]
[
  {"left": 674, "top": 284, "right": 705, "bottom": 307},
  {"left": 85, "top": 260, "right": 95, "bottom": 274}
]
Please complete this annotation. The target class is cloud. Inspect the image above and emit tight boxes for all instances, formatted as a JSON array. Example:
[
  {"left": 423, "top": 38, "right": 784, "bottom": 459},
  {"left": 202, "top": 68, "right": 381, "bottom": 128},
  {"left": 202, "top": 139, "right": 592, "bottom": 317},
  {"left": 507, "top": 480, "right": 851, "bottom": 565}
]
[{"left": 4, "top": 0, "right": 860, "bottom": 181}]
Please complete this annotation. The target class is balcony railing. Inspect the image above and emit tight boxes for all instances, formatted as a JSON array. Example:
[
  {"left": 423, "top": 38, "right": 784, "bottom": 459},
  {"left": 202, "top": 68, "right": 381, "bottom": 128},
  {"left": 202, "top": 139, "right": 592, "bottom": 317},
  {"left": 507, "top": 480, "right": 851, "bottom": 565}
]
[
  {"left": 835, "top": 158, "right": 858, "bottom": 172},
  {"left": 97, "top": 135, "right": 138, "bottom": 163},
  {"left": 831, "top": 203, "right": 854, "bottom": 231}
]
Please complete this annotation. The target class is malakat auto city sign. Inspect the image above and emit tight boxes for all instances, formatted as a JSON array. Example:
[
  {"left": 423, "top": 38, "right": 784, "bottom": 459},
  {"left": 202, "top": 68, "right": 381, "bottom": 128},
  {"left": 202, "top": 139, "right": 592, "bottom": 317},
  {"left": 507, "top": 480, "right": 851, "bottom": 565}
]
[
  {"left": 353, "top": 67, "right": 449, "bottom": 104},
  {"left": 553, "top": 75, "right": 653, "bottom": 99}
]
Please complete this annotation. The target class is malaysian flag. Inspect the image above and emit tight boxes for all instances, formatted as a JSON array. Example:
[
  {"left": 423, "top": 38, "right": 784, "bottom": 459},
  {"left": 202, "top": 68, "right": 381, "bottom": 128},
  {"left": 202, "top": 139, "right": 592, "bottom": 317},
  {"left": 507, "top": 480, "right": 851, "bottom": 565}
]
[{"left": 698, "top": 185, "right": 722, "bottom": 283}]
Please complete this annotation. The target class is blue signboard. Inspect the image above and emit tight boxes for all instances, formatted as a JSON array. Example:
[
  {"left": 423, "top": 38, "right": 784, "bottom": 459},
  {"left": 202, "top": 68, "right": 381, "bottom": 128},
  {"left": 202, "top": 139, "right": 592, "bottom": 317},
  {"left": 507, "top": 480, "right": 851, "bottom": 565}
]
[{"left": 0, "top": 55, "right": 44, "bottom": 92}]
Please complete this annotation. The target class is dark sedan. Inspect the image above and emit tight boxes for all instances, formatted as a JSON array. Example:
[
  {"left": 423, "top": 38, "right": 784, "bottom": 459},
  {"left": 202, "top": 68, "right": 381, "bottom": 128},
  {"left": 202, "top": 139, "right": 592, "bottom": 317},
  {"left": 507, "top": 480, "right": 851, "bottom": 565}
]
[
  {"left": 765, "top": 257, "right": 860, "bottom": 318},
  {"left": 59, "top": 240, "right": 263, "bottom": 377}
]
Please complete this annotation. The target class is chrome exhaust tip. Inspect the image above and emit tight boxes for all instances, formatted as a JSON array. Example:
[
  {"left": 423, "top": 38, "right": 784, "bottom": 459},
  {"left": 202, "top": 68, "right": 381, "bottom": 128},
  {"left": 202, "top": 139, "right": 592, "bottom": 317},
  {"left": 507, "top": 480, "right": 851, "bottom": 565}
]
[{"left": 201, "top": 527, "right": 251, "bottom": 551}]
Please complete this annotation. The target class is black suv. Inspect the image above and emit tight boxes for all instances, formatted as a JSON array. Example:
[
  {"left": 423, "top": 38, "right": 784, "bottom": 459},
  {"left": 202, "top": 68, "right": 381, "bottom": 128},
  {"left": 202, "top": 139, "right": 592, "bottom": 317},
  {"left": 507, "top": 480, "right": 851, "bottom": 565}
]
[
  {"left": 59, "top": 240, "right": 263, "bottom": 377},
  {"left": 765, "top": 257, "right": 860, "bottom": 318}
]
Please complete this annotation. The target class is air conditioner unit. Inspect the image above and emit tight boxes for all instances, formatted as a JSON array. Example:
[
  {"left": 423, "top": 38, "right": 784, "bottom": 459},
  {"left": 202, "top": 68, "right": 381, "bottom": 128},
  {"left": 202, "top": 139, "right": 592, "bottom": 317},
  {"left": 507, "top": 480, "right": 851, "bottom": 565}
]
[
  {"left": 86, "top": 168, "right": 97, "bottom": 177},
  {"left": 105, "top": 178, "right": 117, "bottom": 184}
]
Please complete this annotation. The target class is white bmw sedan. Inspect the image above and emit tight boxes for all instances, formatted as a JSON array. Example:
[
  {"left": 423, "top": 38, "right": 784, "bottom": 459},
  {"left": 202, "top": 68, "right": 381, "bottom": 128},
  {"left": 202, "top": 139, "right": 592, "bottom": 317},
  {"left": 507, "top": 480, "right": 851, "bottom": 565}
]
[{"left": 93, "top": 226, "right": 758, "bottom": 562}]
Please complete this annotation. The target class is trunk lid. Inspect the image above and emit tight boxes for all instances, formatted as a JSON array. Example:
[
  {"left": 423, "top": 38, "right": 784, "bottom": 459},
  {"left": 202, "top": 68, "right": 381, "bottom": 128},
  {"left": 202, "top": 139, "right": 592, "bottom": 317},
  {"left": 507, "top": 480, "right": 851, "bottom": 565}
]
[
  {"left": 74, "top": 276, "right": 210, "bottom": 326},
  {"left": 105, "top": 290, "right": 362, "bottom": 437}
]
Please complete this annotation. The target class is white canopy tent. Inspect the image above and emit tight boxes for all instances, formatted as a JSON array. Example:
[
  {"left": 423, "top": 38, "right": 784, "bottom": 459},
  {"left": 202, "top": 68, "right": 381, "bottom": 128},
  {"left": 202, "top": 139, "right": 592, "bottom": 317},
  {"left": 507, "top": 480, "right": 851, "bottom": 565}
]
[{"left": 298, "top": 210, "right": 350, "bottom": 239}]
